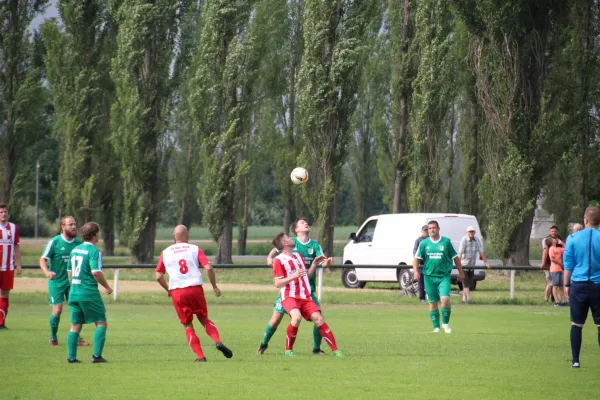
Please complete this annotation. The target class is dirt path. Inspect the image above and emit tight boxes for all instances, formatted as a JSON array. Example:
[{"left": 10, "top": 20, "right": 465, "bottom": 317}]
[{"left": 15, "top": 277, "right": 391, "bottom": 294}]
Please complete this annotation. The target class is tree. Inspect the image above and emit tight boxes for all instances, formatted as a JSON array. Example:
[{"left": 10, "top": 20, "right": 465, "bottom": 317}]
[
  {"left": 0, "top": 1, "right": 48, "bottom": 208},
  {"left": 298, "top": 0, "right": 379, "bottom": 255},
  {"left": 42, "top": 0, "right": 118, "bottom": 254},
  {"left": 388, "top": 0, "right": 418, "bottom": 213},
  {"left": 410, "top": 0, "right": 457, "bottom": 212},
  {"left": 349, "top": 31, "right": 390, "bottom": 224},
  {"left": 452, "top": 0, "right": 566, "bottom": 264},
  {"left": 188, "top": 0, "right": 253, "bottom": 263},
  {"left": 110, "top": 0, "right": 188, "bottom": 262}
]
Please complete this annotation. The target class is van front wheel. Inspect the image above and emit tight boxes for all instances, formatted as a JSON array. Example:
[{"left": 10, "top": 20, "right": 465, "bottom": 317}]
[{"left": 341, "top": 268, "right": 366, "bottom": 289}]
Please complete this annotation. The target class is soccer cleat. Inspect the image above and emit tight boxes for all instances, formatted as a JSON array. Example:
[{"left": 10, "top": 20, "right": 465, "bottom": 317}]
[
  {"left": 554, "top": 303, "right": 560, "bottom": 307},
  {"left": 256, "top": 343, "right": 268, "bottom": 355},
  {"left": 78, "top": 338, "right": 90, "bottom": 347},
  {"left": 332, "top": 350, "right": 344, "bottom": 357},
  {"left": 312, "top": 349, "right": 326, "bottom": 356},
  {"left": 49, "top": 338, "right": 59, "bottom": 347},
  {"left": 196, "top": 357, "right": 207, "bottom": 362},
  {"left": 432, "top": 328, "right": 440, "bottom": 333},
  {"left": 0, "top": 324, "right": 8, "bottom": 330},
  {"left": 284, "top": 350, "right": 295, "bottom": 357},
  {"left": 216, "top": 342, "right": 233, "bottom": 359},
  {"left": 442, "top": 324, "right": 452, "bottom": 334},
  {"left": 91, "top": 356, "right": 108, "bottom": 363},
  {"left": 572, "top": 361, "right": 580, "bottom": 368},
  {"left": 68, "top": 359, "right": 81, "bottom": 364}
]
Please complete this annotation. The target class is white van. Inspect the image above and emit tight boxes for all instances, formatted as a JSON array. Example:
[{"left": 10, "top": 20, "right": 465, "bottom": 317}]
[{"left": 341, "top": 213, "right": 486, "bottom": 290}]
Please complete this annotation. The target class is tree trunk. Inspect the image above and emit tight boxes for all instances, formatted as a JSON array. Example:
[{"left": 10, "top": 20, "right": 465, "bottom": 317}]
[
  {"left": 319, "top": 160, "right": 336, "bottom": 257},
  {"left": 446, "top": 106, "right": 456, "bottom": 211},
  {"left": 392, "top": 56, "right": 410, "bottom": 211},
  {"left": 132, "top": 213, "right": 156, "bottom": 263},
  {"left": 1, "top": 159, "right": 11, "bottom": 203},
  {"left": 283, "top": 206, "right": 291, "bottom": 235},
  {"left": 101, "top": 191, "right": 115, "bottom": 256},
  {"left": 217, "top": 214, "right": 234, "bottom": 264},
  {"left": 238, "top": 173, "right": 249, "bottom": 256},
  {"left": 503, "top": 207, "right": 535, "bottom": 266},
  {"left": 180, "top": 142, "right": 194, "bottom": 227}
]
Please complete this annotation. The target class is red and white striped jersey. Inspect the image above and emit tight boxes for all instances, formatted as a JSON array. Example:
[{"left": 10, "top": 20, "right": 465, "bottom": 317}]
[
  {"left": 273, "top": 252, "right": 312, "bottom": 301},
  {"left": 155, "top": 243, "right": 210, "bottom": 290},
  {"left": 0, "top": 222, "right": 19, "bottom": 272}
]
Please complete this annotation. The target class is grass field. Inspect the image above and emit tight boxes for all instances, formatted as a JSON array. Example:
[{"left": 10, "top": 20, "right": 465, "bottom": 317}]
[{"left": 3, "top": 291, "right": 600, "bottom": 400}]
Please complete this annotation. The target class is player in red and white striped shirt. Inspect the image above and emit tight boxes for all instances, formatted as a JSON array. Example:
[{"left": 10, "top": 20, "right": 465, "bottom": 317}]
[
  {"left": 0, "top": 203, "right": 21, "bottom": 329},
  {"left": 155, "top": 225, "right": 232, "bottom": 362},
  {"left": 272, "top": 232, "right": 343, "bottom": 356}
]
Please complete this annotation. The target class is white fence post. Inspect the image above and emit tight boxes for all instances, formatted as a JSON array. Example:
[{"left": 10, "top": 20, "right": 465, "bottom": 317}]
[
  {"left": 317, "top": 268, "right": 323, "bottom": 302},
  {"left": 114, "top": 268, "right": 120, "bottom": 301},
  {"left": 510, "top": 269, "right": 515, "bottom": 299}
]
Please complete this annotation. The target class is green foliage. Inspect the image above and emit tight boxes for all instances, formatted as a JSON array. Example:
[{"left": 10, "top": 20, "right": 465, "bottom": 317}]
[
  {"left": 478, "top": 145, "right": 535, "bottom": 261},
  {"left": 110, "top": 0, "right": 187, "bottom": 262},
  {"left": 410, "top": 0, "right": 458, "bottom": 212},
  {"left": 41, "top": 0, "right": 117, "bottom": 236},
  {"left": 0, "top": 1, "right": 48, "bottom": 208},
  {"left": 298, "top": 0, "right": 379, "bottom": 251}
]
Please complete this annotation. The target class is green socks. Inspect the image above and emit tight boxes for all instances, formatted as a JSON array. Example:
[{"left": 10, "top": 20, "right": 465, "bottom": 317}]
[
  {"left": 313, "top": 325, "right": 323, "bottom": 351},
  {"left": 441, "top": 308, "right": 451, "bottom": 324},
  {"left": 429, "top": 310, "right": 440, "bottom": 329},
  {"left": 50, "top": 315, "right": 60, "bottom": 339},
  {"left": 262, "top": 324, "right": 277, "bottom": 346},
  {"left": 93, "top": 326, "right": 107, "bottom": 357},
  {"left": 67, "top": 331, "right": 79, "bottom": 360}
]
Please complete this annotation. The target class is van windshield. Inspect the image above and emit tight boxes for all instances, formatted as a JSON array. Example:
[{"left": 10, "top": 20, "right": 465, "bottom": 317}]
[{"left": 357, "top": 219, "right": 377, "bottom": 243}]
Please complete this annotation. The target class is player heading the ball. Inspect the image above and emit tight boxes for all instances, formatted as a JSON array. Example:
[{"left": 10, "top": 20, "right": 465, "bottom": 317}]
[{"left": 271, "top": 232, "right": 343, "bottom": 357}]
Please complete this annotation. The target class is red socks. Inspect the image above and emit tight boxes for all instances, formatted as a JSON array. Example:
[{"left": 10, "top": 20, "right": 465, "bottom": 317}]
[
  {"left": 185, "top": 327, "right": 205, "bottom": 359},
  {"left": 0, "top": 297, "right": 8, "bottom": 325},
  {"left": 286, "top": 325, "right": 299, "bottom": 350},
  {"left": 318, "top": 323, "right": 338, "bottom": 351},
  {"left": 200, "top": 319, "right": 221, "bottom": 343}
]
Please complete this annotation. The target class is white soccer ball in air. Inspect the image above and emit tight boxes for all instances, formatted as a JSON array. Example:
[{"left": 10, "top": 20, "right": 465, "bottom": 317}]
[{"left": 290, "top": 167, "right": 309, "bottom": 185}]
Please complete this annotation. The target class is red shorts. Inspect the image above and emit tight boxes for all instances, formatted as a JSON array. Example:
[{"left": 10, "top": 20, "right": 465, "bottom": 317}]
[
  {"left": 281, "top": 297, "right": 321, "bottom": 321},
  {"left": 170, "top": 285, "right": 208, "bottom": 324},
  {"left": 0, "top": 270, "right": 15, "bottom": 290}
]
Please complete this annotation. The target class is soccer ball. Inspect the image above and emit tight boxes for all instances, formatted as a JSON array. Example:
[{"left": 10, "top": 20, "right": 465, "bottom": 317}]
[{"left": 290, "top": 167, "right": 309, "bottom": 185}]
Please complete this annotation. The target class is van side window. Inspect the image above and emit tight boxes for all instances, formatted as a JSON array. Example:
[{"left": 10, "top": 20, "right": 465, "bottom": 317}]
[{"left": 357, "top": 220, "right": 377, "bottom": 243}]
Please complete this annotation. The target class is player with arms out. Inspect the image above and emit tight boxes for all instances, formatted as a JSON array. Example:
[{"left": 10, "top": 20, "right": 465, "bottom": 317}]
[
  {"left": 66, "top": 222, "right": 112, "bottom": 363},
  {"left": 156, "top": 225, "right": 233, "bottom": 362},
  {"left": 39, "top": 216, "right": 90, "bottom": 347},
  {"left": 271, "top": 232, "right": 342, "bottom": 357},
  {"left": 257, "top": 217, "right": 333, "bottom": 355},
  {"left": 0, "top": 203, "right": 21, "bottom": 329},
  {"left": 413, "top": 220, "right": 465, "bottom": 333}
]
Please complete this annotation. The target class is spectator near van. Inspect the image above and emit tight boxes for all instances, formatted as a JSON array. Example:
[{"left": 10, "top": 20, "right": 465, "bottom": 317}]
[{"left": 341, "top": 213, "right": 486, "bottom": 290}]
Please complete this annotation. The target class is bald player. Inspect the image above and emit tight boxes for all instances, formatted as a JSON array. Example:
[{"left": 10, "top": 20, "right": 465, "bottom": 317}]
[{"left": 156, "top": 225, "right": 233, "bottom": 362}]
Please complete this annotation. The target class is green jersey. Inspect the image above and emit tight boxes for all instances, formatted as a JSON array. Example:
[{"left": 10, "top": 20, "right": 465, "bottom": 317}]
[
  {"left": 416, "top": 236, "right": 457, "bottom": 277},
  {"left": 41, "top": 235, "right": 83, "bottom": 287},
  {"left": 292, "top": 237, "right": 324, "bottom": 292},
  {"left": 68, "top": 242, "right": 103, "bottom": 302}
]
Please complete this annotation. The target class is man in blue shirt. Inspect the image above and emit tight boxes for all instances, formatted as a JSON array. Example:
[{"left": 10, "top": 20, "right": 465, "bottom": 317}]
[{"left": 563, "top": 206, "right": 600, "bottom": 368}]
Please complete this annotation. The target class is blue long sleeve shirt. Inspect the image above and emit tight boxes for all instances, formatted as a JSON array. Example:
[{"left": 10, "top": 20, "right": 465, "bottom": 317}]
[{"left": 564, "top": 228, "right": 600, "bottom": 283}]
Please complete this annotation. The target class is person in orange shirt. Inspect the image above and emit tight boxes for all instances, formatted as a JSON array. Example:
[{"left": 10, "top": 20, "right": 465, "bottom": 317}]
[{"left": 546, "top": 237, "right": 567, "bottom": 306}]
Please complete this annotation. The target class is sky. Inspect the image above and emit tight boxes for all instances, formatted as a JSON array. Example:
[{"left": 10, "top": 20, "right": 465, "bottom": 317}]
[{"left": 31, "top": 0, "right": 59, "bottom": 31}]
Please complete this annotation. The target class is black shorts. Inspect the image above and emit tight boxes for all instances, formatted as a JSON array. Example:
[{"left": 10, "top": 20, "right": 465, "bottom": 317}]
[{"left": 570, "top": 282, "right": 600, "bottom": 325}]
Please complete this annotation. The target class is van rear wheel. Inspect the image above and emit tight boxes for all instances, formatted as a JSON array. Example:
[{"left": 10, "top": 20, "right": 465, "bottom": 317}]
[{"left": 341, "top": 268, "right": 366, "bottom": 289}]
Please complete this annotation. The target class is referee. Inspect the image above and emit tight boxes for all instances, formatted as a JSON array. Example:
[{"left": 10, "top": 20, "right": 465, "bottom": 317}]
[{"left": 564, "top": 206, "right": 600, "bottom": 368}]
